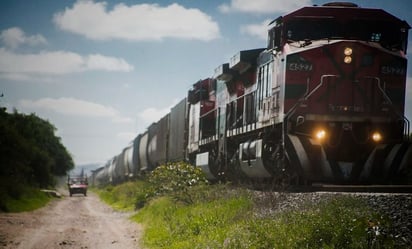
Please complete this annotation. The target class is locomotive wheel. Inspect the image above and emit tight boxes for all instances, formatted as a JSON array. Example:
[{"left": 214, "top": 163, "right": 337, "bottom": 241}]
[{"left": 208, "top": 148, "right": 221, "bottom": 180}]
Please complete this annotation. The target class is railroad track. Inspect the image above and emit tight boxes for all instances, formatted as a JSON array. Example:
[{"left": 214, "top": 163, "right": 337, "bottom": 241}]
[{"left": 309, "top": 184, "right": 412, "bottom": 193}]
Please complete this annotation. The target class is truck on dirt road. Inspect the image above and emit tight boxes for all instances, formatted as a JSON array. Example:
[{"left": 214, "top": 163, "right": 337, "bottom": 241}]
[{"left": 67, "top": 175, "right": 88, "bottom": 197}]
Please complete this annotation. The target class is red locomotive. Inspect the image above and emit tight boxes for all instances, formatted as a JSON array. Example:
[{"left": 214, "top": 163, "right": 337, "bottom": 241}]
[
  {"left": 92, "top": 2, "right": 411, "bottom": 186},
  {"left": 189, "top": 2, "right": 411, "bottom": 184}
]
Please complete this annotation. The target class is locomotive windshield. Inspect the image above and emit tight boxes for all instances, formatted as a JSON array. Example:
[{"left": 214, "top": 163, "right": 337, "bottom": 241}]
[{"left": 284, "top": 18, "right": 409, "bottom": 52}]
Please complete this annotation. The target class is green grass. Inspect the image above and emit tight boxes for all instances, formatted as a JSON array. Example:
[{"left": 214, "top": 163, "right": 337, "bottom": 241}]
[
  {"left": 241, "top": 197, "right": 392, "bottom": 249},
  {"left": 1, "top": 188, "right": 52, "bottom": 212},
  {"left": 94, "top": 166, "right": 402, "bottom": 249},
  {"left": 129, "top": 184, "right": 398, "bottom": 249},
  {"left": 95, "top": 180, "right": 150, "bottom": 211},
  {"left": 132, "top": 190, "right": 252, "bottom": 249}
]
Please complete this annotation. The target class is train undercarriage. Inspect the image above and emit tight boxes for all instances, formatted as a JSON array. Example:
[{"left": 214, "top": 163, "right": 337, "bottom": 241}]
[{"left": 194, "top": 123, "right": 412, "bottom": 185}]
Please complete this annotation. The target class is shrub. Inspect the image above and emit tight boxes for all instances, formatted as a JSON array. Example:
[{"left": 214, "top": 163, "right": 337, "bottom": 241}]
[
  {"left": 148, "top": 161, "right": 208, "bottom": 204},
  {"left": 96, "top": 162, "right": 209, "bottom": 210}
]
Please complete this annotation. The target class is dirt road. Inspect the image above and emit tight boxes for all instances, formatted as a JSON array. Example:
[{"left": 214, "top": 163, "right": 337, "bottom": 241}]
[{"left": 0, "top": 191, "right": 142, "bottom": 249}]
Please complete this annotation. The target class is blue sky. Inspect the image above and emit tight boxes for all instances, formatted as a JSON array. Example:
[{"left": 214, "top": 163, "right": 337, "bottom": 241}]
[{"left": 1, "top": 0, "right": 411, "bottom": 166}]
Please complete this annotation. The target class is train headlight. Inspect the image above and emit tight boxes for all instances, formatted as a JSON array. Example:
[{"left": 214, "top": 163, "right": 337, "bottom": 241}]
[
  {"left": 344, "top": 47, "right": 353, "bottom": 56},
  {"left": 343, "top": 47, "right": 353, "bottom": 64},
  {"left": 371, "top": 131, "right": 382, "bottom": 143},
  {"left": 315, "top": 129, "right": 327, "bottom": 141},
  {"left": 344, "top": 56, "right": 352, "bottom": 64}
]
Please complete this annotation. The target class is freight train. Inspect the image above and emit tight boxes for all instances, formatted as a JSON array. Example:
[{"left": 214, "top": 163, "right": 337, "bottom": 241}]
[{"left": 91, "top": 2, "right": 412, "bottom": 186}]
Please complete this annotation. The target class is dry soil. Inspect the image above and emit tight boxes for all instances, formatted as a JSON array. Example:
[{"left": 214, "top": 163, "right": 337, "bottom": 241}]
[{"left": 0, "top": 191, "right": 141, "bottom": 249}]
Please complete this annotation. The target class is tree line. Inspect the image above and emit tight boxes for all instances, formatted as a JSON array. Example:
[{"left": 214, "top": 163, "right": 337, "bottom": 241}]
[{"left": 0, "top": 107, "right": 74, "bottom": 201}]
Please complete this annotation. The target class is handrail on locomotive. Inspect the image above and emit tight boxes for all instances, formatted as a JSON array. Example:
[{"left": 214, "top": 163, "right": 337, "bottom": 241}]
[
  {"left": 286, "top": 74, "right": 410, "bottom": 141},
  {"left": 367, "top": 76, "right": 410, "bottom": 141}
]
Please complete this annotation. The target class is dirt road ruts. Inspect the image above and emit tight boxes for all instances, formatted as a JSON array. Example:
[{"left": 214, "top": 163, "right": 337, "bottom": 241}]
[{"left": 0, "top": 191, "right": 141, "bottom": 249}]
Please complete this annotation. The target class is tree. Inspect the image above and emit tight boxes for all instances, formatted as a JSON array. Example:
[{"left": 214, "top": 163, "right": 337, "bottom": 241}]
[{"left": 0, "top": 108, "right": 74, "bottom": 190}]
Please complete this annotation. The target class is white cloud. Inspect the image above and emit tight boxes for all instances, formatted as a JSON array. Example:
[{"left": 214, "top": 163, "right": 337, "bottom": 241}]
[
  {"left": 240, "top": 19, "right": 271, "bottom": 40},
  {"left": 116, "top": 132, "right": 136, "bottom": 141},
  {"left": 138, "top": 99, "right": 179, "bottom": 125},
  {"left": 0, "top": 48, "right": 83, "bottom": 75},
  {"left": 19, "top": 97, "right": 133, "bottom": 124},
  {"left": 0, "top": 48, "right": 133, "bottom": 81},
  {"left": 219, "top": 0, "right": 312, "bottom": 14},
  {"left": 86, "top": 54, "right": 134, "bottom": 71},
  {"left": 0, "top": 73, "right": 56, "bottom": 82},
  {"left": 0, "top": 27, "right": 47, "bottom": 49},
  {"left": 53, "top": 1, "right": 220, "bottom": 42},
  {"left": 138, "top": 106, "right": 170, "bottom": 124}
]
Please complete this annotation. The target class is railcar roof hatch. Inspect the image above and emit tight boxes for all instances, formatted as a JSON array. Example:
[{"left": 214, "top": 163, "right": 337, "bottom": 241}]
[
  {"left": 229, "top": 48, "right": 264, "bottom": 73},
  {"left": 214, "top": 63, "right": 234, "bottom": 82}
]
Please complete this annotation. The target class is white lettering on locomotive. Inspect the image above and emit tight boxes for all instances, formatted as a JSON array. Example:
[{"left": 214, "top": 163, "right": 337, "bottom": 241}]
[
  {"left": 381, "top": 66, "right": 405, "bottom": 75},
  {"left": 288, "top": 62, "right": 313, "bottom": 71}
]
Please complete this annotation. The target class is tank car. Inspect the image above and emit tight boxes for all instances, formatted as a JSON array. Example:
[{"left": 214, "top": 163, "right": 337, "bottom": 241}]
[
  {"left": 120, "top": 143, "right": 135, "bottom": 178},
  {"left": 90, "top": 166, "right": 106, "bottom": 186},
  {"left": 147, "top": 114, "right": 170, "bottom": 169},
  {"left": 91, "top": 97, "right": 190, "bottom": 185},
  {"left": 168, "top": 98, "right": 189, "bottom": 161}
]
